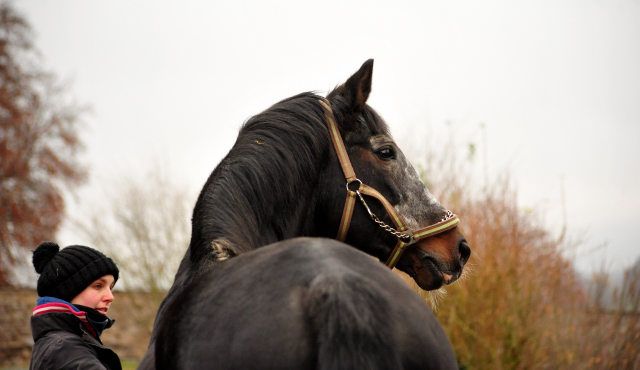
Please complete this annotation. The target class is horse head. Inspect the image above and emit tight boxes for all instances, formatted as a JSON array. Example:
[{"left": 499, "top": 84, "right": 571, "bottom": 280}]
[{"left": 320, "top": 59, "right": 471, "bottom": 291}]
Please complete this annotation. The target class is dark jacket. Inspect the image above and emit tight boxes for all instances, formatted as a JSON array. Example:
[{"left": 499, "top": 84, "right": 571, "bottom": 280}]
[{"left": 30, "top": 298, "right": 121, "bottom": 370}]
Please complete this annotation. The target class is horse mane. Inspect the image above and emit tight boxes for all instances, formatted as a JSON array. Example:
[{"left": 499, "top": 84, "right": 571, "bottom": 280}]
[
  {"left": 188, "top": 90, "right": 392, "bottom": 263},
  {"left": 189, "top": 92, "right": 329, "bottom": 261}
]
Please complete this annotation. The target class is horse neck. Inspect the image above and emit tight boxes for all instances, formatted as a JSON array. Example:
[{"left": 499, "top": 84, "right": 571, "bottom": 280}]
[{"left": 188, "top": 111, "right": 331, "bottom": 264}]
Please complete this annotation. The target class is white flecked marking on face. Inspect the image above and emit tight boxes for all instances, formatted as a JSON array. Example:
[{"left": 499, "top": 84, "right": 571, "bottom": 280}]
[
  {"left": 366, "top": 134, "right": 446, "bottom": 229},
  {"left": 394, "top": 153, "right": 446, "bottom": 229}
]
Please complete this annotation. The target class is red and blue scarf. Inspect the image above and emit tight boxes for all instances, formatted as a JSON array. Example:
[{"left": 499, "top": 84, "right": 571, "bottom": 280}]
[{"left": 33, "top": 297, "right": 112, "bottom": 338}]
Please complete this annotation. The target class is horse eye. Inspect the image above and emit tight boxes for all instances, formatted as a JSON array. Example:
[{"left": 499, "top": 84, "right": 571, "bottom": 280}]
[{"left": 376, "top": 147, "right": 396, "bottom": 161}]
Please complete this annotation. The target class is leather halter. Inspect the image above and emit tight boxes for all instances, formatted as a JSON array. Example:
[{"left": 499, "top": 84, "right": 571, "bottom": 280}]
[{"left": 319, "top": 99, "right": 460, "bottom": 269}]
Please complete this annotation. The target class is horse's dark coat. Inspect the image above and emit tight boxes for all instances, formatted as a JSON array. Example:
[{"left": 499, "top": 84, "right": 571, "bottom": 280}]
[
  {"left": 155, "top": 238, "right": 457, "bottom": 370},
  {"left": 139, "top": 60, "right": 468, "bottom": 369}
]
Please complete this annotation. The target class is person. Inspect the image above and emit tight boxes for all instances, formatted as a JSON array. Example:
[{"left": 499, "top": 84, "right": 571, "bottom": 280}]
[{"left": 29, "top": 241, "right": 122, "bottom": 370}]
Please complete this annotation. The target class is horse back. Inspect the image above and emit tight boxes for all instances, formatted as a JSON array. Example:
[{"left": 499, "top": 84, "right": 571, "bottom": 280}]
[{"left": 155, "top": 237, "right": 457, "bottom": 370}]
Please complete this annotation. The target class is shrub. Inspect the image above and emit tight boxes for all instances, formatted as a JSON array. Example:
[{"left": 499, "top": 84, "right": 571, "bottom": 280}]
[{"left": 403, "top": 140, "right": 640, "bottom": 369}]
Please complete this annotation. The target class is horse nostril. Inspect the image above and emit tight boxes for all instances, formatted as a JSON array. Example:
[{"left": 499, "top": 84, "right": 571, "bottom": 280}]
[{"left": 457, "top": 240, "right": 471, "bottom": 266}]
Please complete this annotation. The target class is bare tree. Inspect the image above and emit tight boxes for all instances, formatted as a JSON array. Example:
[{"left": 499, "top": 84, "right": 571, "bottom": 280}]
[
  {"left": 73, "top": 163, "right": 194, "bottom": 333},
  {"left": 0, "top": 1, "right": 87, "bottom": 285}
]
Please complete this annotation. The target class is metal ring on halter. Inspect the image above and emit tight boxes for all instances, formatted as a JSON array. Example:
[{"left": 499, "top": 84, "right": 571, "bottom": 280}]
[{"left": 346, "top": 179, "right": 362, "bottom": 192}]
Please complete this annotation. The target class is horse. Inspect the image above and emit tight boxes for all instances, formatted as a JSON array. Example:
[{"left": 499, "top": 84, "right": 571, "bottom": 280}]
[
  {"left": 139, "top": 59, "right": 470, "bottom": 369},
  {"left": 155, "top": 238, "right": 459, "bottom": 369}
]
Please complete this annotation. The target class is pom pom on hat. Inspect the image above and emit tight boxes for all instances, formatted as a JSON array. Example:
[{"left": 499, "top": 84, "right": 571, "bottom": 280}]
[
  {"left": 32, "top": 241, "right": 119, "bottom": 302},
  {"left": 32, "top": 241, "right": 60, "bottom": 274}
]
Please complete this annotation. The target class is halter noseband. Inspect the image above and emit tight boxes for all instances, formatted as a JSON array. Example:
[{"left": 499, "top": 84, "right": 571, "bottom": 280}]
[{"left": 319, "top": 99, "right": 460, "bottom": 269}]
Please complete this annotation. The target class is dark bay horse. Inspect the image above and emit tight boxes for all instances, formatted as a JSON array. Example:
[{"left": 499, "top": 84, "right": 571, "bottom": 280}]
[
  {"left": 139, "top": 59, "right": 470, "bottom": 369},
  {"left": 156, "top": 238, "right": 459, "bottom": 369}
]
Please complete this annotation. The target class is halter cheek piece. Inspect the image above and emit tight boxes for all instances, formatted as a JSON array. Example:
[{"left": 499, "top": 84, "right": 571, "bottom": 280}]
[{"left": 319, "top": 99, "right": 460, "bottom": 269}]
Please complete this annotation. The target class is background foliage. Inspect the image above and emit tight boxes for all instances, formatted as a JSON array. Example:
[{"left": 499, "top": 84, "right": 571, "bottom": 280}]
[
  {"left": 0, "top": 1, "right": 86, "bottom": 285},
  {"left": 401, "top": 140, "right": 640, "bottom": 369},
  {"left": 72, "top": 162, "right": 193, "bottom": 335}
]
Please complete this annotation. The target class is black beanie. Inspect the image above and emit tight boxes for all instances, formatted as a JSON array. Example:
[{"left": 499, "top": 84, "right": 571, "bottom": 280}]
[{"left": 32, "top": 241, "right": 119, "bottom": 302}]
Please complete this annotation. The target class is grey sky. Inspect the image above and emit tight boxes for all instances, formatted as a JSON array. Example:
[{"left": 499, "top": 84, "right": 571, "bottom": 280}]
[{"left": 17, "top": 0, "right": 640, "bottom": 274}]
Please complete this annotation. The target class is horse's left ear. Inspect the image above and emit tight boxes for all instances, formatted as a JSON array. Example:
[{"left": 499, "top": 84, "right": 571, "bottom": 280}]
[{"left": 336, "top": 59, "right": 374, "bottom": 112}]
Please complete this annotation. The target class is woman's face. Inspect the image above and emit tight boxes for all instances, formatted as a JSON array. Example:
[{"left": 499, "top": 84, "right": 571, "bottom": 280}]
[{"left": 71, "top": 274, "right": 115, "bottom": 315}]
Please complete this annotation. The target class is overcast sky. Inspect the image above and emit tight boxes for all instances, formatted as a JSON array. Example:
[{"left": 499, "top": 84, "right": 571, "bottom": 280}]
[{"left": 17, "top": 0, "right": 640, "bottom": 275}]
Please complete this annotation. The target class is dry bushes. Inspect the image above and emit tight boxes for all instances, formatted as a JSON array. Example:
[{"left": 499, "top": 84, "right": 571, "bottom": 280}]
[
  {"left": 407, "top": 145, "right": 640, "bottom": 369},
  {"left": 433, "top": 181, "right": 589, "bottom": 369}
]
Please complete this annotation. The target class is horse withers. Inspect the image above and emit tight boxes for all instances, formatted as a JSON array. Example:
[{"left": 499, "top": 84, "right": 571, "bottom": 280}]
[
  {"left": 139, "top": 59, "right": 470, "bottom": 369},
  {"left": 155, "top": 238, "right": 459, "bottom": 369}
]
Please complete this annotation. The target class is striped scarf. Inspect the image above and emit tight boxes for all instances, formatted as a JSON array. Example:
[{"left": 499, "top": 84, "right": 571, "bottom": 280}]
[{"left": 33, "top": 297, "right": 109, "bottom": 338}]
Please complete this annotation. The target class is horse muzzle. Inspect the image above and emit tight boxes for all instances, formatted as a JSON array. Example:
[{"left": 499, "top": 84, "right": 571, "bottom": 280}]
[{"left": 403, "top": 227, "right": 471, "bottom": 291}]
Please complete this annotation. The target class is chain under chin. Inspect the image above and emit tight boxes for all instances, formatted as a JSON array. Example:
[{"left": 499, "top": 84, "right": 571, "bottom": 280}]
[
  {"left": 355, "top": 190, "right": 412, "bottom": 240},
  {"left": 357, "top": 190, "right": 456, "bottom": 243}
]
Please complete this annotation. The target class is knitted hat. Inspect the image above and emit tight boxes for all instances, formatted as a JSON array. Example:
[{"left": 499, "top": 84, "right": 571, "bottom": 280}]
[{"left": 32, "top": 241, "right": 119, "bottom": 302}]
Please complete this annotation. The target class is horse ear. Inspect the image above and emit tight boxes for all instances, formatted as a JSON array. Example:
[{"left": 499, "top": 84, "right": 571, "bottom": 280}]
[{"left": 334, "top": 59, "right": 374, "bottom": 111}]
